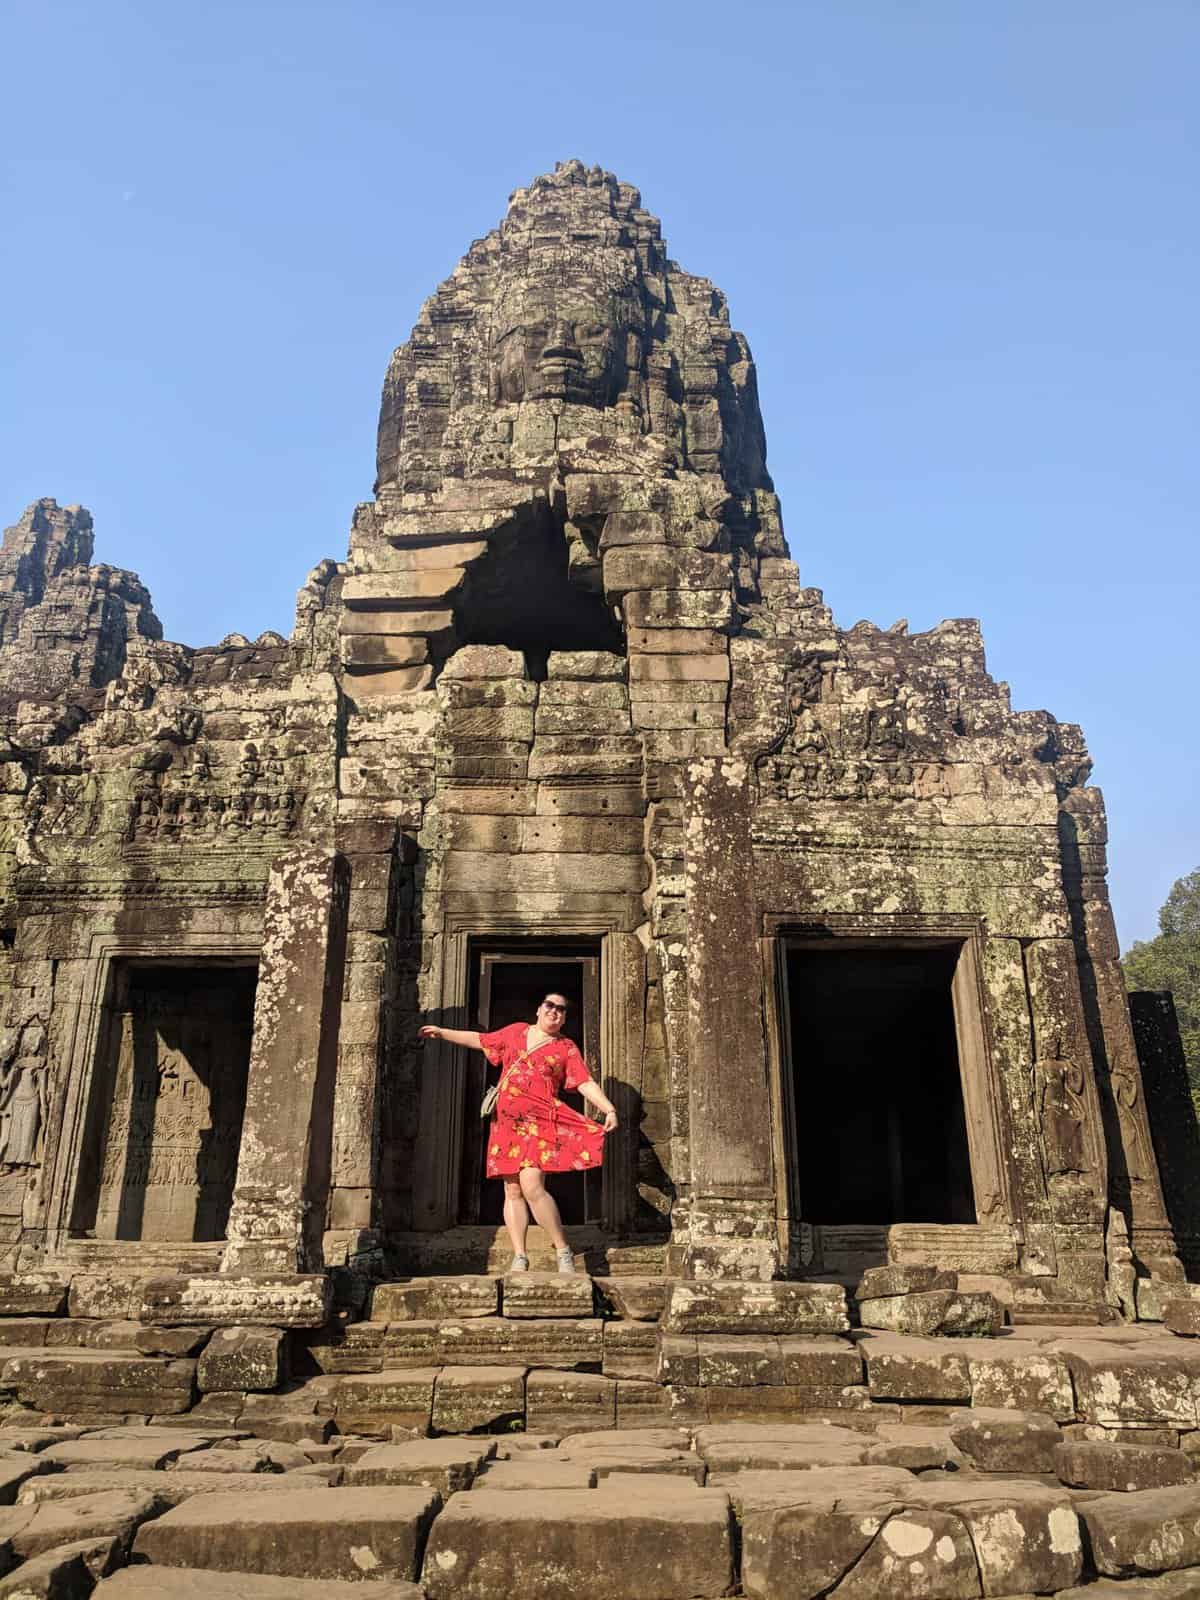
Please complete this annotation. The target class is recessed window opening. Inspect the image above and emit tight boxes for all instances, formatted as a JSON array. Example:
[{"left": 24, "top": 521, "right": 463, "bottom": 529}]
[
  {"left": 448, "top": 504, "right": 623, "bottom": 664},
  {"left": 75, "top": 963, "right": 257, "bottom": 1243},
  {"left": 786, "top": 943, "right": 975, "bottom": 1225}
]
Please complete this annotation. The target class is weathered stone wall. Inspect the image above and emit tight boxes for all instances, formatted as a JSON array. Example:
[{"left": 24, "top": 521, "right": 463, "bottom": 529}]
[{"left": 0, "top": 161, "right": 1181, "bottom": 1311}]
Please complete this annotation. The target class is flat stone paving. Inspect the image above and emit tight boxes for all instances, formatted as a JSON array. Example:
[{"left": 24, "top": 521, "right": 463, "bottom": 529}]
[{"left": 0, "top": 1409, "right": 1194, "bottom": 1596}]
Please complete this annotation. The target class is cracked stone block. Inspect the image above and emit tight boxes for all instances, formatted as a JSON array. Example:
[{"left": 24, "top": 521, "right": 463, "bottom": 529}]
[
  {"left": 197, "top": 1327, "right": 287, "bottom": 1393},
  {"left": 372, "top": 1277, "right": 498, "bottom": 1321},
  {"left": 1077, "top": 1484, "right": 1200, "bottom": 1577},
  {"left": 594, "top": 1278, "right": 670, "bottom": 1322},
  {"left": 343, "top": 1437, "right": 495, "bottom": 1493},
  {"left": 855, "top": 1266, "right": 957, "bottom": 1301},
  {"left": 4, "top": 1490, "right": 166, "bottom": 1564},
  {"left": 966, "top": 1343, "right": 1074, "bottom": 1417},
  {"left": 1054, "top": 1438, "right": 1194, "bottom": 1491},
  {"left": 948, "top": 1408, "right": 1063, "bottom": 1473},
  {"left": 502, "top": 1274, "right": 594, "bottom": 1320},
  {"left": 474, "top": 1459, "right": 595, "bottom": 1489},
  {"left": 40, "top": 1436, "right": 212, "bottom": 1472},
  {"left": 906, "top": 1478, "right": 1083, "bottom": 1595},
  {"left": 421, "top": 1482, "right": 734, "bottom": 1599},
  {"left": 858, "top": 1291, "right": 1003, "bottom": 1337},
  {"left": 430, "top": 1366, "right": 524, "bottom": 1433},
  {"left": 825, "top": 1506, "right": 979, "bottom": 1599},
  {"left": 1064, "top": 1345, "right": 1200, "bottom": 1428},
  {"left": 133, "top": 1486, "right": 440, "bottom": 1582}
]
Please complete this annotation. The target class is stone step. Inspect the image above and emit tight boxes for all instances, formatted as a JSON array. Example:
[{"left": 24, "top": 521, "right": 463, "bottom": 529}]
[{"left": 386, "top": 1226, "right": 666, "bottom": 1277}]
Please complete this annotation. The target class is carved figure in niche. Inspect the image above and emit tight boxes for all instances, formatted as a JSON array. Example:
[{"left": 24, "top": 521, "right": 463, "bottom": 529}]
[
  {"left": 237, "top": 744, "right": 261, "bottom": 788},
  {"left": 190, "top": 744, "right": 214, "bottom": 784},
  {"left": 262, "top": 743, "right": 284, "bottom": 782},
  {"left": 1111, "top": 1067, "right": 1154, "bottom": 1183},
  {"left": 0, "top": 1065, "right": 45, "bottom": 1166},
  {"left": 868, "top": 701, "right": 907, "bottom": 756},
  {"left": 488, "top": 272, "right": 645, "bottom": 410},
  {"left": 1037, "top": 1044, "right": 1088, "bottom": 1176}
]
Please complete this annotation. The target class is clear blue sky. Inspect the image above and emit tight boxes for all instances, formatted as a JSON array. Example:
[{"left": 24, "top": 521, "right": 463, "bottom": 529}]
[{"left": 3, "top": 1, "right": 1197, "bottom": 948}]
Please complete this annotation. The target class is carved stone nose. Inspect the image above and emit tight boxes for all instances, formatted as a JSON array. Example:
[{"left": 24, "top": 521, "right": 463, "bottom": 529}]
[{"left": 539, "top": 322, "right": 581, "bottom": 363}]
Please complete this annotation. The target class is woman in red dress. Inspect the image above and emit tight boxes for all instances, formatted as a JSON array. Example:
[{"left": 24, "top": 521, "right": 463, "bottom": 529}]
[{"left": 420, "top": 993, "right": 618, "bottom": 1273}]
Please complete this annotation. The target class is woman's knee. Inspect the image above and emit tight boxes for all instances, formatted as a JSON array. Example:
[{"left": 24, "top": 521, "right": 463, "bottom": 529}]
[
  {"left": 503, "top": 1180, "right": 523, "bottom": 1202},
  {"left": 518, "top": 1167, "right": 546, "bottom": 1199}
]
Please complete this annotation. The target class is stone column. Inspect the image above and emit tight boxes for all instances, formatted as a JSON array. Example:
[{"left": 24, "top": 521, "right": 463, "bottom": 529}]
[
  {"left": 222, "top": 848, "right": 350, "bottom": 1275},
  {"left": 680, "top": 757, "right": 777, "bottom": 1280}
]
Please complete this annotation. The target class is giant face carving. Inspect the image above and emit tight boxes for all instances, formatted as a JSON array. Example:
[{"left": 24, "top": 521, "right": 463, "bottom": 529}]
[{"left": 489, "top": 271, "right": 644, "bottom": 409}]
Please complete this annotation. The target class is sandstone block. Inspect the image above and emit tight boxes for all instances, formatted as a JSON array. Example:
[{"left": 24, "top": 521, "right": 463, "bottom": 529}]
[
  {"left": 695, "top": 1335, "right": 783, "bottom": 1388},
  {"left": 372, "top": 1277, "right": 498, "bottom": 1321},
  {"left": 134, "top": 1486, "right": 439, "bottom": 1582},
  {"left": 0, "top": 1278, "right": 68, "bottom": 1317},
  {"left": 862, "top": 1425, "right": 967, "bottom": 1473},
  {"left": 93, "top": 1568, "right": 425, "bottom": 1599},
  {"left": 441, "top": 645, "right": 526, "bottom": 678},
  {"left": 40, "top": 1436, "right": 208, "bottom": 1472},
  {"left": 572, "top": 1444, "right": 706, "bottom": 1484},
  {"left": 1065, "top": 1344, "right": 1198, "bottom": 1428},
  {"left": 741, "top": 1495, "right": 892, "bottom": 1600},
  {"left": 860, "top": 1334, "right": 971, "bottom": 1402},
  {"left": 1, "top": 1354, "right": 196, "bottom": 1418},
  {"left": 778, "top": 1337, "right": 863, "bottom": 1387},
  {"left": 132, "top": 1326, "right": 211, "bottom": 1358},
  {"left": 657, "top": 1334, "right": 699, "bottom": 1386},
  {"left": 825, "top": 1507, "right": 979, "bottom": 1599},
  {"left": 0, "top": 1535, "right": 116, "bottom": 1596},
  {"left": 502, "top": 1274, "right": 594, "bottom": 1320},
  {"left": 334, "top": 1369, "right": 437, "bottom": 1436},
  {"left": 857, "top": 1291, "right": 1004, "bottom": 1337},
  {"left": 197, "top": 1327, "right": 286, "bottom": 1394},
  {"left": 627, "top": 626, "right": 728, "bottom": 654},
  {"left": 855, "top": 1265, "right": 956, "bottom": 1301},
  {"left": 344, "top": 1437, "right": 495, "bottom": 1493},
  {"left": 435, "top": 1316, "right": 603, "bottom": 1369},
  {"left": 663, "top": 1282, "right": 848, "bottom": 1336},
  {"left": 526, "top": 1371, "right": 615, "bottom": 1434},
  {"left": 714, "top": 1464, "right": 914, "bottom": 1520},
  {"left": 1055, "top": 1438, "right": 1194, "bottom": 1491},
  {"left": 545, "top": 651, "right": 626, "bottom": 679},
  {"left": 601, "top": 1320, "right": 656, "bottom": 1379},
  {"left": 629, "top": 653, "right": 729, "bottom": 682},
  {"left": 20, "top": 1470, "right": 335, "bottom": 1508},
  {"left": 1077, "top": 1483, "right": 1200, "bottom": 1577},
  {"left": 0, "top": 1456, "right": 46, "bottom": 1505},
  {"left": 421, "top": 1483, "right": 734, "bottom": 1599},
  {"left": 431, "top": 1367, "right": 525, "bottom": 1433},
  {"left": 695, "top": 1422, "right": 870, "bottom": 1474},
  {"left": 10, "top": 1490, "right": 166, "bottom": 1563},
  {"left": 604, "top": 548, "right": 731, "bottom": 595},
  {"left": 594, "top": 1277, "right": 669, "bottom": 1321},
  {"left": 966, "top": 1344, "right": 1074, "bottom": 1418},
  {"left": 339, "top": 633, "right": 428, "bottom": 668},
  {"left": 474, "top": 1459, "right": 595, "bottom": 1489},
  {"left": 948, "top": 1407, "right": 1062, "bottom": 1473},
  {"left": 615, "top": 1379, "right": 673, "bottom": 1427},
  {"left": 906, "top": 1478, "right": 1083, "bottom": 1595},
  {"left": 67, "top": 1278, "right": 139, "bottom": 1322},
  {"left": 1165, "top": 1300, "right": 1200, "bottom": 1337},
  {"left": 622, "top": 589, "right": 737, "bottom": 632},
  {"left": 0, "top": 1320, "right": 51, "bottom": 1348},
  {"left": 138, "top": 1275, "right": 331, "bottom": 1329}
]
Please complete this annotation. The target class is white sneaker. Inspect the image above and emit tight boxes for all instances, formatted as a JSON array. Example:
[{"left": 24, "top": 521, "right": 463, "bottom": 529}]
[
  {"left": 510, "top": 1254, "right": 529, "bottom": 1272},
  {"left": 556, "top": 1247, "right": 576, "bottom": 1276}
]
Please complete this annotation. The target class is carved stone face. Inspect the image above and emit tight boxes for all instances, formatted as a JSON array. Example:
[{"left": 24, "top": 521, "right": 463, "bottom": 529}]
[{"left": 490, "top": 278, "right": 642, "bottom": 408}]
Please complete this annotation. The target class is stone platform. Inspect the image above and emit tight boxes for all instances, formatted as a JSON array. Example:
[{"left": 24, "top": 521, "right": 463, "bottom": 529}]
[{"left": 0, "top": 1269, "right": 1198, "bottom": 1591}]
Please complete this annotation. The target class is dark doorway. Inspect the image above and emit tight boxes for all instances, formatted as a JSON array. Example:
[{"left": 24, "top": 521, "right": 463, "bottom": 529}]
[
  {"left": 460, "top": 943, "right": 603, "bottom": 1227},
  {"left": 77, "top": 964, "right": 257, "bottom": 1242},
  {"left": 786, "top": 944, "right": 975, "bottom": 1225}
]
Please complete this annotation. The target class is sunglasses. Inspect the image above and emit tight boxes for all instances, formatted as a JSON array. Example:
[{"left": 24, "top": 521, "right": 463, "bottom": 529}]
[{"left": 540, "top": 1001, "right": 568, "bottom": 1014}]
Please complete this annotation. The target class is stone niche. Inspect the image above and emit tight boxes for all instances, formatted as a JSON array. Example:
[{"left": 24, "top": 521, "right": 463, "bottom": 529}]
[{"left": 72, "top": 963, "right": 257, "bottom": 1244}]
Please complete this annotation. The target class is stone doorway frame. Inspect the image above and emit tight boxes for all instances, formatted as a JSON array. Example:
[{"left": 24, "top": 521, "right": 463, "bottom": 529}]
[
  {"left": 411, "top": 914, "right": 643, "bottom": 1236},
  {"left": 45, "top": 932, "right": 261, "bottom": 1260},
  {"left": 761, "top": 915, "right": 1015, "bottom": 1271}
]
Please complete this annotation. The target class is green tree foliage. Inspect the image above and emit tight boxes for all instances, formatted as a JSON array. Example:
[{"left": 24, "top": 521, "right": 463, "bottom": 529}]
[{"left": 1123, "top": 868, "right": 1200, "bottom": 1102}]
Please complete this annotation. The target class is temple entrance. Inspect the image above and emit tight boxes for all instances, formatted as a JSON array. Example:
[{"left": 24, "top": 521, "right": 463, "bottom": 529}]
[
  {"left": 786, "top": 943, "right": 975, "bottom": 1225},
  {"left": 76, "top": 963, "right": 256, "bottom": 1243},
  {"left": 459, "top": 942, "right": 603, "bottom": 1227}
]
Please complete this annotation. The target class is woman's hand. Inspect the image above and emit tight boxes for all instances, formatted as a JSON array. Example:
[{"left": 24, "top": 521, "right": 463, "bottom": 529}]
[
  {"left": 602, "top": 1109, "right": 619, "bottom": 1134},
  {"left": 419, "top": 1025, "right": 443, "bottom": 1042}
]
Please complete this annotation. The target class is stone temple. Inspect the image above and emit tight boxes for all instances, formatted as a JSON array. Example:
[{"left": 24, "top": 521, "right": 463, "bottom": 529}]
[{"left": 0, "top": 162, "right": 1196, "bottom": 1596}]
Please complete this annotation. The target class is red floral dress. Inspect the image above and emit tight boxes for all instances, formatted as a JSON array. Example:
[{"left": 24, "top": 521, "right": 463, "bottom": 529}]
[{"left": 481, "top": 1021, "right": 606, "bottom": 1178}]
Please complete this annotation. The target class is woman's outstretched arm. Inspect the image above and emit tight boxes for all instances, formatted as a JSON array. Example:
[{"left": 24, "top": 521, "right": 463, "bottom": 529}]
[
  {"left": 420, "top": 1024, "right": 483, "bottom": 1050},
  {"left": 578, "top": 1077, "right": 619, "bottom": 1132}
]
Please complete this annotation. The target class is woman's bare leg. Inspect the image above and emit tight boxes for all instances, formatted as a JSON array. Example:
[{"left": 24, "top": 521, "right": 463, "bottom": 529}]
[
  {"left": 518, "top": 1166, "right": 568, "bottom": 1252},
  {"left": 502, "top": 1180, "right": 530, "bottom": 1258}
]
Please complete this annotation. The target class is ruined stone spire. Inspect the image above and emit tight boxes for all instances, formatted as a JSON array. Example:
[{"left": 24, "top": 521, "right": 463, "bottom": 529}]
[{"left": 374, "top": 159, "right": 772, "bottom": 500}]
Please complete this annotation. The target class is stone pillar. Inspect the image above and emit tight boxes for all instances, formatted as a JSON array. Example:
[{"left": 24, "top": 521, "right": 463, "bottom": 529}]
[
  {"left": 1059, "top": 789, "right": 1182, "bottom": 1283},
  {"left": 680, "top": 757, "right": 777, "bottom": 1280},
  {"left": 1130, "top": 991, "right": 1200, "bottom": 1280},
  {"left": 222, "top": 848, "right": 350, "bottom": 1275}
]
